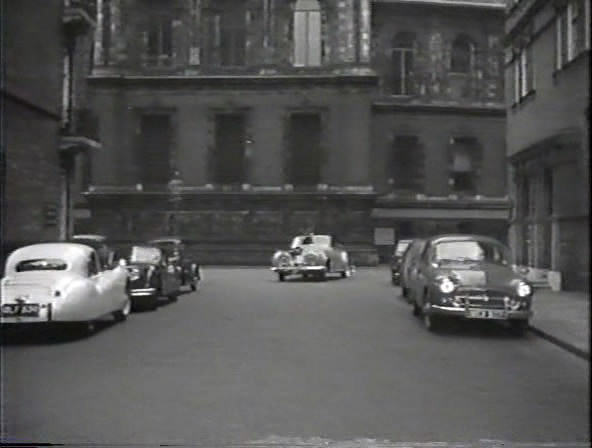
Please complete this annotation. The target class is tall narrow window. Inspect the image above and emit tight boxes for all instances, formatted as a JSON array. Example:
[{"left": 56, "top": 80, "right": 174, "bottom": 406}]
[
  {"left": 391, "top": 32, "right": 415, "bottom": 95},
  {"left": 391, "top": 136, "right": 424, "bottom": 191},
  {"left": 203, "top": 1, "right": 247, "bottom": 66},
  {"left": 213, "top": 113, "right": 247, "bottom": 185},
  {"left": 287, "top": 112, "right": 323, "bottom": 187},
  {"left": 136, "top": 113, "right": 173, "bottom": 189},
  {"left": 293, "top": 0, "right": 322, "bottom": 67},
  {"left": 448, "top": 137, "right": 480, "bottom": 195},
  {"left": 145, "top": 15, "right": 173, "bottom": 66},
  {"left": 451, "top": 35, "right": 475, "bottom": 73}
]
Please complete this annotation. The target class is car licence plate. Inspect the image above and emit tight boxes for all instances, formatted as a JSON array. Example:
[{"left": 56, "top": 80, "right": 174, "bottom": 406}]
[
  {"left": 466, "top": 308, "right": 506, "bottom": 319},
  {"left": 1, "top": 303, "right": 40, "bottom": 317}
]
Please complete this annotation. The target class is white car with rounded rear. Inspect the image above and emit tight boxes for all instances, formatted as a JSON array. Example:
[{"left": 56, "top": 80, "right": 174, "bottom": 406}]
[{"left": 1, "top": 243, "right": 130, "bottom": 332}]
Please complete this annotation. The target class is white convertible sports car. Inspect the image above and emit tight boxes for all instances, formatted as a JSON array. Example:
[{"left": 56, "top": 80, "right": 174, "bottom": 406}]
[
  {"left": 0, "top": 243, "right": 130, "bottom": 333},
  {"left": 271, "top": 234, "right": 354, "bottom": 281}
]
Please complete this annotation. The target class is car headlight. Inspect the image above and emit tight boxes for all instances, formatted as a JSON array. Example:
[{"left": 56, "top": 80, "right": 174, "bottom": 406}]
[
  {"left": 517, "top": 281, "right": 532, "bottom": 297},
  {"left": 438, "top": 277, "right": 456, "bottom": 294}
]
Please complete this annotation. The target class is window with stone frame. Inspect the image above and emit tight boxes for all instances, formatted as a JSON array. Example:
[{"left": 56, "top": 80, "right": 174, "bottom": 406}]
[
  {"left": 144, "top": 14, "right": 174, "bottom": 66},
  {"left": 513, "top": 43, "right": 534, "bottom": 102},
  {"left": 212, "top": 112, "right": 248, "bottom": 185},
  {"left": 450, "top": 35, "right": 475, "bottom": 73},
  {"left": 448, "top": 137, "right": 481, "bottom": 195},
  {"left": 293, "top": 0, "right": 323, "bottom": 67},
  {"left": 556, "top": 0, "right": 589, "bottom": 69},
  {"left": 286, "top": 112, "right": 323, "bottom": 187},
  {"left": 391, "top": 32, "right": 416, "bottom": 95},
  {"left": 390, "top": 135, "right": 424, "bottom": 191},
  {"left": 203, "top": 0, "right": 247, "bottom": 67},
  {"left": 136, "top": 112, "right": 174, "bottom": 189}
]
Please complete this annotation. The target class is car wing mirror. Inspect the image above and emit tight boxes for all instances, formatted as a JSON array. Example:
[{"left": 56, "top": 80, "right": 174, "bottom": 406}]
[{"left": 118, "top": 259, "right": 127, "bottom": 267}]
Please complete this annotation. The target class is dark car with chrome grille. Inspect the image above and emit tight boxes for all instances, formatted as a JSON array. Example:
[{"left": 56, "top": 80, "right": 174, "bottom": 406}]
[
  {"left": 122, "top": 245, "right": 181, "bottom": 311},
  {"left": 406, "top": 234, "right": 534, "bottom": 334}
]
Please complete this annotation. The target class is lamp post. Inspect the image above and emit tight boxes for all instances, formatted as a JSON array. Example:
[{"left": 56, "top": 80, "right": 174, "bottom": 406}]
[{"left": 167, "top": 171, "right": 183, "bottom": 236}]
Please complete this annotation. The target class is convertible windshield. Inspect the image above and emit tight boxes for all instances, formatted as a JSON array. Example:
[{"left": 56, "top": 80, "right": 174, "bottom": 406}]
[
  {"left": 434, "top": 240, "right": 509, "bottom": 264},
  {"left": 16, "top": 259, "right": 67, "bottom": 272},
  {"left": 394, "top": 240, "right": 411, "bottom": 256},
  {"left": 127, "top": 246, "right": 162, "bottom": 264},
  {"left": 291, "top": 235, "right": 331, "bottom": 248}
]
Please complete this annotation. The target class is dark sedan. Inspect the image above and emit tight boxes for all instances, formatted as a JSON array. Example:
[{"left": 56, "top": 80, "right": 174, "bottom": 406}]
[
  {"left": 390, "top": 239, "right": 412, "bottom": 285},
  {"left": 148, "top": 238, "right": 201, "bottom": 291},
  {"left": 123, "top": 245, "right": 182, "bottom": 311},
  {"left": 405, "top": 234, "right": 534, "bottom": 334}
]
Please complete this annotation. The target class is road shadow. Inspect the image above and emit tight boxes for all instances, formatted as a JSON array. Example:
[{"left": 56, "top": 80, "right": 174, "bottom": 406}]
[
  {"left": 0, "top": 319, "right": 118, "bottom": 346},
  {"left": 270, "top": 274, "right": 347, "bottom": 284},
  {"left": 414, "top": 317, "right": 533, "bottom": 340}
]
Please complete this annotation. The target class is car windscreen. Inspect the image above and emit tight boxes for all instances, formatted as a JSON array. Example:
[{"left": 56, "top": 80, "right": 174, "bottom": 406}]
[
  {"left": 16, "top": 259, "right": 68, "bottom": 272},
  {"left": 127, "top": 246, "right": 162, "bottom": 264},
  {"left": 434, "top": 240, "right": 510, "bottom": 264},
  {"left": 291, "top": 235, "right": 331, "bottom": 248},
  {"left": 394, "top": 241, "right": 411, "bottom": 256}
]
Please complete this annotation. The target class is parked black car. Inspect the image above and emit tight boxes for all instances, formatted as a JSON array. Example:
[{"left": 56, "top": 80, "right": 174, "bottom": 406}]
[
  {"left": 147, "top": 238, "right": 201, "bottom": 291},
  {"left": 390, "top": 239, "right": 412, "bottom": 285},
  {"left": 405, "top": 234, "right": 534, "bottom": 334},
  {"left": 122, "top": 245, "right": 182, "bottom": 311},
  {"left": 71, "top": 234, "right": 117, "bottom": 269},
  {"left": 400, "top": 238, "right": 427, "bottom": 299}
]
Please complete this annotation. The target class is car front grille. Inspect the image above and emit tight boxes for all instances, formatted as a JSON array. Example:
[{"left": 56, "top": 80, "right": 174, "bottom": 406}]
[{"left": 454, "top": 289, "right": 509, "bottom": 309}]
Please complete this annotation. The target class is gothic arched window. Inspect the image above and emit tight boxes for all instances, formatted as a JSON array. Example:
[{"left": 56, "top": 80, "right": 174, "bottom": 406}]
[
  {"left": 391, "top": 32, "right": 416, "bottom": 95},
  {"left": 293, "top": 0, "right": 322, "bottom": 66},
  {"left": 451, "top": 35, "right": 475, "bottom": 73}
]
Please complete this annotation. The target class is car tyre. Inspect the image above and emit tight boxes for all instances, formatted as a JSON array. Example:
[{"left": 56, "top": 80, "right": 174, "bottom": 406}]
[
  {"left": 422, "top": 302, "right": 443, "bottom": 332},
  {"left": 113, "top": 298, "right": 131, "bottom": 322},
  {"left": 509, "top": 320, "right": 529, "bottom": 336},
  {"left": 412, "top": 299, "right": 421, "bottom": 316},
  {"left": 278, "top": 272, "right": 286, "bottom": 282}
]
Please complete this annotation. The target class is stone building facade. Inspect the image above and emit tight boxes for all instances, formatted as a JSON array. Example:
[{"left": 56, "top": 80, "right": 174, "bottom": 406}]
[
  {"left": 2, "top": 0, "right": 99, "bottom": 264},
  {"left": 81, "top": 0, "right": 508, "bottom": 264},
  {"left": 370, "top": 0, "right": 509, "bottom": 261},
  {"left": 505, "top": 0, "right": 590, "bottom": 290}
]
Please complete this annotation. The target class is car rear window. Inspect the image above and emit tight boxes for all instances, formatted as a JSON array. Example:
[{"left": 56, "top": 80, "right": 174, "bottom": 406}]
[{"left": 16, "top": 259, "right": 68, "bottom": 272}]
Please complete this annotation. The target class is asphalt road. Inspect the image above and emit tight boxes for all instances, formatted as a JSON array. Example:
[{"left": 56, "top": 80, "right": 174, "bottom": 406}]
[{"left": 1, "top": 268, "right": 589, "bottom": 447}]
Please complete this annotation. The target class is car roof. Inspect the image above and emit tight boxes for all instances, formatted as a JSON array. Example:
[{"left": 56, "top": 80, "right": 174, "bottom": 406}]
[
  {"left": 72, "top": 234, "right": 107, "bottom": 242},
  {"left": 428, "top": 234, "right": 506, "bottom": 246},
  {"left": 148, "top": 238, "right": 182, "bottom": 244},
  {"left": 6, "top": 243, "right": 94, "bottom": 266}
]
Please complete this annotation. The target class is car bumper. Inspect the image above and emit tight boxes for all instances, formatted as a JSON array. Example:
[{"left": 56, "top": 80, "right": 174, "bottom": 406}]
[
  {"left": 426, "top": 304, "right": 532, "bottom": 321},
  {"left": 271, "top": 266, "right": 326, "bottom": 274},
  {"left": 128, "top": 287, "right": 158, "bottom": 297}
]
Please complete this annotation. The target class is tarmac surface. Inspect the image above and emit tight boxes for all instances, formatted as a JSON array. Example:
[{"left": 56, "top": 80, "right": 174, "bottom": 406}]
[{"left": 1, "top": 267, "right": 589, "bottom": 447}]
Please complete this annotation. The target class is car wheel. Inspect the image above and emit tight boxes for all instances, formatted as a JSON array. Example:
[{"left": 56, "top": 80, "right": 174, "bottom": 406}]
[
  {"left": 422, "top": 302, "right": 442, "bottom": 332},
  {"left": 146, "top": 294, "right": 159, "bottom": 311},
  {"left": 278, "top": 272, "right": 286, "bottom": 282},
  {"left": 412, "top": 299, "right": 421, "bottom": 316},
  {"left": 318, "top": 270, "right": 327, "bottom": 281},
  {"left": 168, "top": 293, "right": 178, "bottom": 302},
  {"left": 190, "top": 277, "right": 198, "bottom": 291},
  {"left": 509, "top": 320, "right": 529, "bottom": 336},
  {"left": 113, "top": 298, "right": 131, "bottom": 322}
]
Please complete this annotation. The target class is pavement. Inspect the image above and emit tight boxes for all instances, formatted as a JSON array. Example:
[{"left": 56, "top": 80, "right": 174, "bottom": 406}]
[{"left": 529, "top": 288, "right": 590, "bottom": 360}]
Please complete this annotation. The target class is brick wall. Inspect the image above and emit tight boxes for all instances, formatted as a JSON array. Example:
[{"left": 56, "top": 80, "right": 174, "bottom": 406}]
[{"left": 2, "top": 0, "right": 64, "bottom": 260}]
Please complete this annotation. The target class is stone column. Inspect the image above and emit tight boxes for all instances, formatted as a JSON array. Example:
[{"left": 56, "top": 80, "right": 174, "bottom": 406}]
[
  {"left": 336, "top": 0, "right": 356, "bottom": 63},
  {"left": 189, "top": 0, "right": 201, "bottom": 65},
  {"left": 93, "top": 0, "right": 104, "bottom": 66},
  {"left": 110, "top": 0, "right": 123, "bottom": 64},
  {"left": 359, "top": 0, "right": 371, "bottom": 63}
]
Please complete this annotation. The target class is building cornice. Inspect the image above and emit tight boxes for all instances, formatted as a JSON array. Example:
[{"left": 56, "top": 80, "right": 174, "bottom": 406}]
[
  {"left": 373, "top": 0, "right": 505, "bottom": 10},
  {"left": 372, "top": 101, "right": 506, "bottom": 116},
  {"left": 87, "top": 73, "right": 380, "bottom": 89}
]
